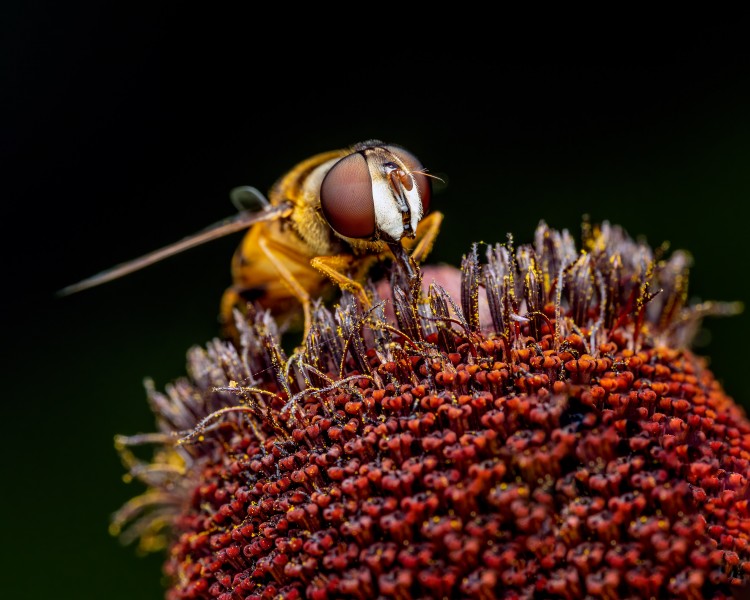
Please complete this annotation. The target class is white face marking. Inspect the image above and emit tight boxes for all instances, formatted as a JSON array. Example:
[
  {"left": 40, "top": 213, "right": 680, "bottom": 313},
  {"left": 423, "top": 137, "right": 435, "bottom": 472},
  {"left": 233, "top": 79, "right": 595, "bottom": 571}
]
[{"left": 366, "top": 153, "right": 423, "bottom": 241}]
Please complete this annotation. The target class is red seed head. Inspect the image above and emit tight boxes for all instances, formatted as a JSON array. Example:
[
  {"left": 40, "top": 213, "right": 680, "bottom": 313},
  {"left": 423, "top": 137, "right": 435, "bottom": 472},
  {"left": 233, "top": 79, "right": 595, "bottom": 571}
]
[{"left": 113, "top": 221, "right": 748, "bottom": 599}]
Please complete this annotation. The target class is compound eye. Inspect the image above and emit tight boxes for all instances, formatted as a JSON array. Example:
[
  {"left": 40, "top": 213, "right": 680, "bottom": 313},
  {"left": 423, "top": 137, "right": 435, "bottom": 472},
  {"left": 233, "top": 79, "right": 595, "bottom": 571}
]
[
  {"left": 320, "top": 152, "right": 376, "bottom": 239},
  {"left": 385, "top": 145, "right": 431, "bottom": 214}
]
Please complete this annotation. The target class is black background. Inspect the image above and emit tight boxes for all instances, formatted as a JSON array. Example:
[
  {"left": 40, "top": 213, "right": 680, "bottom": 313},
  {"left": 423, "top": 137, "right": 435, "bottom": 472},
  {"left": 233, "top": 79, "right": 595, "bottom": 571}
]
[{"left": 5, "top": 7, "right": 750, "bottom": 599}]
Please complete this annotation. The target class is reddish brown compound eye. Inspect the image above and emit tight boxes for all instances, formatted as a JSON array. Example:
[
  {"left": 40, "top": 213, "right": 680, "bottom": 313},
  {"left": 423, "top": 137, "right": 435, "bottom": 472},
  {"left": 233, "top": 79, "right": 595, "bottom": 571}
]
[
  {"left": 385, "top": 145, "right": 431, "bottom": 214},
  {"left": 320, "top": 152, "right": 376, "bottom": 239}
]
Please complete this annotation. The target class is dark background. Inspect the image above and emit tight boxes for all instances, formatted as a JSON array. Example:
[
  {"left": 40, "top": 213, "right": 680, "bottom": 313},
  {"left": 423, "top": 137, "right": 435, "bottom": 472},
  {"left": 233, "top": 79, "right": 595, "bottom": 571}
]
[{"left": 4, "top": 7, "right": 750, "bottom": 599}]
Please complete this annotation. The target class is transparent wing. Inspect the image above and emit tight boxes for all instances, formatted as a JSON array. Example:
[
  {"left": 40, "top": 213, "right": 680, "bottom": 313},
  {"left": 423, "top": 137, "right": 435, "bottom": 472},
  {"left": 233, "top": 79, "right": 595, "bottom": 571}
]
[{"left": 57, "top": 201, "right": 293, "bottom": 297}]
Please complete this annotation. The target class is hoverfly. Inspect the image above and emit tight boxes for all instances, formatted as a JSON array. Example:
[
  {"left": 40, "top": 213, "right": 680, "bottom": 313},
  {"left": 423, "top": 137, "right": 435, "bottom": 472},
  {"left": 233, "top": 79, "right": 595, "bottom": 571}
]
[{"left": 59, "top": 140, "right": 444, "bottom": 338}]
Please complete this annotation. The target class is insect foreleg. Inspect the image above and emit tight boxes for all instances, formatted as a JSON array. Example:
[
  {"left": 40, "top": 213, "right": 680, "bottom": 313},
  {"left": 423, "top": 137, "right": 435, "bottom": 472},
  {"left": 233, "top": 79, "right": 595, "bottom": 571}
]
[
  {"left": 310, "top": 255, "right": 372, "bottom": 310},
  {"left": 404, "top": 210, "right": 444, "bottom": 264}
]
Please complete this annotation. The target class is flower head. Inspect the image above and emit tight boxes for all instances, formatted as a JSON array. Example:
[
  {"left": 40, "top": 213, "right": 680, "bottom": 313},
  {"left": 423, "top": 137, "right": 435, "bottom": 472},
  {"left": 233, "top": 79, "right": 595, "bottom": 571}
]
[{"left": 114, "top": 221, "right": 748, "bottom": 599}]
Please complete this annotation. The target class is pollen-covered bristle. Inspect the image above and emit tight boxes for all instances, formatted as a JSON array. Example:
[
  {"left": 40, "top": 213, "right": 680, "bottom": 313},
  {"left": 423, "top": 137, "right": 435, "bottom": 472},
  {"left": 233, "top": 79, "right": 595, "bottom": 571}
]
[{"left": 115, "top": 221, "right": 748, "bottom": 599}]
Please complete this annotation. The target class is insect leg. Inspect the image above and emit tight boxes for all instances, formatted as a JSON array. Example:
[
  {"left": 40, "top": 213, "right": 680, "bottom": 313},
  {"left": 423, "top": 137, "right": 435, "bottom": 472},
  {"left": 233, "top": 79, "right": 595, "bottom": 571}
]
[
  {"left": 404, "top": 210, "right": 444, "bottom": 263},
  {"left": 255, "top": 236, "right": 314, "bottom": 338},
  {"left": 310, "top": 255, "right": 372, "bottom": 310},
  {"left": 220, "top": 287, "right": 243, "bottom": 329}
]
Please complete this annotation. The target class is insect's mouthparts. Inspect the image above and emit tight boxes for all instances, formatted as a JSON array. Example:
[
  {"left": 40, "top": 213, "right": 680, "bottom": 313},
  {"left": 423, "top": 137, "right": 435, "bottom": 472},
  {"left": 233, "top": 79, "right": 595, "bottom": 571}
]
[
  {"left": 388, "top": 170, "right": 416, "bottom": 240},
  {"left": 401, "top": 213, "right": 416, "bottom": 239}
]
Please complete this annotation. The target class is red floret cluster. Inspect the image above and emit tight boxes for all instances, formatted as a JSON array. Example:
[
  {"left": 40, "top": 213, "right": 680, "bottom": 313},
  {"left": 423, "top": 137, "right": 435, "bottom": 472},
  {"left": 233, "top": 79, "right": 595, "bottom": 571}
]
[{"left": 114, "top": 222, "right": 749, "bottom": 599}]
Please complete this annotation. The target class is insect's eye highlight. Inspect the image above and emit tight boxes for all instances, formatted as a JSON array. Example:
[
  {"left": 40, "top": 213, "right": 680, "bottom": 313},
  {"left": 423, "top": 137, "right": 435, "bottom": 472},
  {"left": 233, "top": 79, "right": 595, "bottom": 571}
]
[
  {"left": 320, "top": 153, "right": 376, "bottom": 239},
  {"left": 385, "top": 145, "right": 431, "bottom": 214}
]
